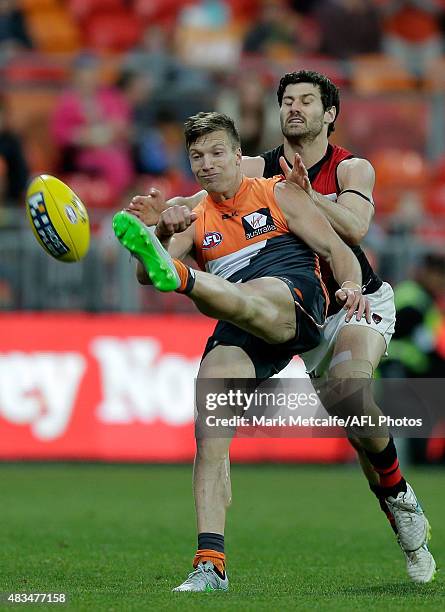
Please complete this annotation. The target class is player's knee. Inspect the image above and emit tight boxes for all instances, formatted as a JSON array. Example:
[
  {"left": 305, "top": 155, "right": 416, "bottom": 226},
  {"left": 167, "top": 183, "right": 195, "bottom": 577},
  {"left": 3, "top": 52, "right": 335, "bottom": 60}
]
[{"left": 240, "top": 299, "right": 294, "bottom": 344}]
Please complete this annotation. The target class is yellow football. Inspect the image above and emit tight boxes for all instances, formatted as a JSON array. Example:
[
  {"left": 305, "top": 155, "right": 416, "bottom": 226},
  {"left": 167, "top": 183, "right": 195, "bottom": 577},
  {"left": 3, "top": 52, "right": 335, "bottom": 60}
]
[{"left": 26, "top": 175, "right": 90, "bottom": 263}]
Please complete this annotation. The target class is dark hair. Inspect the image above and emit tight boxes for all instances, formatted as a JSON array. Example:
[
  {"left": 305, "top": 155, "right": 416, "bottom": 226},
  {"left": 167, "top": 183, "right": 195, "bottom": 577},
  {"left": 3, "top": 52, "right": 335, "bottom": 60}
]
[
  {"left": 277, "top": 70, "right": 340, "bottom": 136},
  {"left": 184, "top": 112, "right": 240, "bottom": 150}
]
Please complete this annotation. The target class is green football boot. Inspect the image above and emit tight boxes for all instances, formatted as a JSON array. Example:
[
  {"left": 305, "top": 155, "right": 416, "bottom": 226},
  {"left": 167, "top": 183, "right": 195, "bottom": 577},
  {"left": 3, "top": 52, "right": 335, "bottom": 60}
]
[{"left": 112, "top": 211, "right": 180, "bottom": 292}]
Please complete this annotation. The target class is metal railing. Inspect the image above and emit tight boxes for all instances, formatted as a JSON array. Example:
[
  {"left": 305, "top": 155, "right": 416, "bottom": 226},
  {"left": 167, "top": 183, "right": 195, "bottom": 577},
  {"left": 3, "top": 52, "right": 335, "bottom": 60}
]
[{"left": 0, "top": 212, "right": 439, "bottom": 313}]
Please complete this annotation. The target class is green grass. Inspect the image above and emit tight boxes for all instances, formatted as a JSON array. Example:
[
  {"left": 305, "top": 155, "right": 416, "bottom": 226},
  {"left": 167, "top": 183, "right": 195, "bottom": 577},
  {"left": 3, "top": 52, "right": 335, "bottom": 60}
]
[{"left": 0, "top": 464, "right": 443, "bottom": 611}]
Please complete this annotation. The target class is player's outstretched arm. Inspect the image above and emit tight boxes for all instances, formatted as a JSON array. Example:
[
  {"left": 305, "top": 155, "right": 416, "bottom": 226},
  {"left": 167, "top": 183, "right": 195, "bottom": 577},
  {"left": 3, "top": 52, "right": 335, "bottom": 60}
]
[
  {"left": 166, "top": 191, "right": 206, "bottom": 211},
  {"left": 280, "top": 154, "right": 375, "bottom": 245},
  {"left": 274, "top": 180, "right": 370, "bottom": 323},
  {"left": 127, "top": 188, "right": 205, "bottom": 227}
]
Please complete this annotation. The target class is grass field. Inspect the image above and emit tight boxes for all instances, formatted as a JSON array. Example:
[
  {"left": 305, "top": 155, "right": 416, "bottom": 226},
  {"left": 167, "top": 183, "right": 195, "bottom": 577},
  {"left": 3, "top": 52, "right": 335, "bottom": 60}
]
[{"left": 1, "top": 464, "right": 444, "bottom": 611}]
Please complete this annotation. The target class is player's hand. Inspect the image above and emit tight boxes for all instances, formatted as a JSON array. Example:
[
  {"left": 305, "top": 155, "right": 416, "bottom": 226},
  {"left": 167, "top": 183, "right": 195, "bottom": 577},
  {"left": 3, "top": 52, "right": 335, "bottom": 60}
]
[
  {"left": 279, "top": 153, "right": 314, "bottom": 198},
  {"left": 335, "top": 286, "right": 371, "bottom": 324},
  {"left": 156, "top": 205, "right": 197, "bottom": 239},
  {"left": 125, "top": 188, "right": 167, "bottom": 226}
]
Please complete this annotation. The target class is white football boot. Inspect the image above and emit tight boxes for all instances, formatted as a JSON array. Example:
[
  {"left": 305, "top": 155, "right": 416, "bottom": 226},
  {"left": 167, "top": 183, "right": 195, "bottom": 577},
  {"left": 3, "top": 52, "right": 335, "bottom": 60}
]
[
  {"left": 172, "top": 561, "right": 229, "bottom": 592},
  {"left": 402, "top": 543, "right": 436, "bottom": 584},
  {"left": 386, "top": 483, "right": 436, "bottom": 583}
]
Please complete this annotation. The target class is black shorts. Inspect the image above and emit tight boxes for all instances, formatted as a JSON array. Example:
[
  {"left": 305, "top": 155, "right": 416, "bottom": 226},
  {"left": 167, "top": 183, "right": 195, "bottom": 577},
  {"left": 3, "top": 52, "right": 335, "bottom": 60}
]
[{"left": 201, "top": 273, "right": 326, "bottom": 379}]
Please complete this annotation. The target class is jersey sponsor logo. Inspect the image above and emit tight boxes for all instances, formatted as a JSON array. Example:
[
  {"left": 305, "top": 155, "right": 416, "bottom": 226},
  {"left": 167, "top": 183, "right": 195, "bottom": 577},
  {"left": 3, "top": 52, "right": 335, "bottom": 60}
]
[
  {"left": 242, "top": 208, "right": 276, "bottom": 240},
  {"left": 202, "top": 231, "right": 223, "bottom": 249}
]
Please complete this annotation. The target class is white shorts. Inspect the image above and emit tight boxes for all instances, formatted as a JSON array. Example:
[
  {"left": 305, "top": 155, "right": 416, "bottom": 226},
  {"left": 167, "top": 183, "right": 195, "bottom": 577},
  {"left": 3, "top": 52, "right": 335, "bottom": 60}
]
[{"left": 301, "top": 281, "right": 396, "bottom": 376}]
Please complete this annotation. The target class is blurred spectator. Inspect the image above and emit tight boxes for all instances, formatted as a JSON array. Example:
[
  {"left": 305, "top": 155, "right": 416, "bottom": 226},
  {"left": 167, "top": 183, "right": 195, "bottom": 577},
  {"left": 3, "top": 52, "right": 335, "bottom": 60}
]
[
  {"left": 119, "top": 71, "right": 157, "bottom": 131},
  {"left": 380, "top": 0, "right": 443, "bottom": 78},
  {"left": 51, "top": 53, "right": 133, "bottom": 202},
  {"left": 123, "top": 26, "right": 181, "bottom": 92},
  {"left": 382, "top": 252, "right": 445, "bottom": 379},
  {"left": 314, "top": 0, "right": 381, "bottom": 59},
  {"left": 217, "top": 74, "right": 268, "bottom": 156},
  {"left": 178, "top": 0, "right": 231, "bottom": 29},
  {"left": 380, "top": 252, "right": 445, "bottom": 464},
  {"left": 243, "top": 0, "right": 307, "bottom": 57},
  {"left": 122, "top": 25, "right": 211, "bottom": 120},
  {"left": 135, "top": 109, "right": 192, "bottom": 179},
  {"left": 0, "top": 97, "right": 29, "bottom": 207},
  {"left": 0, "top": 0, "right": 33, "bottom": 59}
]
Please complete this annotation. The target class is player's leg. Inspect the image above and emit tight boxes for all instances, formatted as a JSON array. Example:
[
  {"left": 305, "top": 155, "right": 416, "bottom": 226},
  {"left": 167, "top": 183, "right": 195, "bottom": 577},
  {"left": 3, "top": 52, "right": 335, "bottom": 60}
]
[
  {"left": 113, "top": 211, "right": 297, "bottom": 344},
  {"left": 184, "top": 272, "right": 297, "bottom": 345},
  {"left": 328, "top": 324, "right": 388, "bottom": 453},
  {"left": 329, "top": 324, "right": 436, "bottom": 583},
  {"left": 173, "top": 345, "right": 255, "bottom": 592}
]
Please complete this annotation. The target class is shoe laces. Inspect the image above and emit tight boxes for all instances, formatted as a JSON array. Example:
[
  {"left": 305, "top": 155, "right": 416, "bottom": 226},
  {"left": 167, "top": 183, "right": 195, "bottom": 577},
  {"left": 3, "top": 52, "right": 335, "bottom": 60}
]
[{"left": 183, "top": 562, "right": 216, "bottom": 587}]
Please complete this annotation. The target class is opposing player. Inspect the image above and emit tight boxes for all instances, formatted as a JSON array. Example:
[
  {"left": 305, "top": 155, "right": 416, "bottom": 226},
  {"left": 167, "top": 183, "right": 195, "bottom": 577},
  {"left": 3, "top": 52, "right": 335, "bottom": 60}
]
[
  {"left": 128, "top": 72, "right": 436, "bottom": 584},
  {"left": 114, "top": 112, "right": 369, "bottom": 592},
  {"left": 244, "top": 71, "right": 435, "bottom": 584}
]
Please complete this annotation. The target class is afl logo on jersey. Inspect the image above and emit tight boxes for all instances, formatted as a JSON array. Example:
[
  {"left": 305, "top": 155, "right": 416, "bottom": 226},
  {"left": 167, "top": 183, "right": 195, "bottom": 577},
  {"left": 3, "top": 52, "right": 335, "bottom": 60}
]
[{"left": 202, "top": 231, "right": 223, "bottom": 249}]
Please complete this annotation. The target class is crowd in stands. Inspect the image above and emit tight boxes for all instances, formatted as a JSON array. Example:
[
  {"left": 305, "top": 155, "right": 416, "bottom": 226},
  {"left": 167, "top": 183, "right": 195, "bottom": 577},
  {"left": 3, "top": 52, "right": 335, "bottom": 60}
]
[{"left": 0, "top": 0, "right": 444, "bottom": 224}]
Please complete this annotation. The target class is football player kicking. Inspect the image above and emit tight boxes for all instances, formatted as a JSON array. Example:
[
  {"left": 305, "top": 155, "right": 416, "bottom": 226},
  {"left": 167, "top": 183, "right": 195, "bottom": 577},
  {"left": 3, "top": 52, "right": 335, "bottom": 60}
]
[
  {"left": 127, "top": 71, "right": 436, "bottom": 584},
  {"left": 114, "top": 111, "right": 369, "bottom": 592}
]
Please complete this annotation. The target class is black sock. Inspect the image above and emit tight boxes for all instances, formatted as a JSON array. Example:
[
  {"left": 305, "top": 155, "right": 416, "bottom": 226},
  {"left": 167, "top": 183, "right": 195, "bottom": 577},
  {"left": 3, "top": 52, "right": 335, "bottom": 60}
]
[
  {"left": 198, "top": 532, "right": 225, "bottom": 553},
  {"left": 197, "top": 532, "right": 225, "bottom": 578},
  {"left": 365, "top": 437, "right": 407, "bottom": 497}
]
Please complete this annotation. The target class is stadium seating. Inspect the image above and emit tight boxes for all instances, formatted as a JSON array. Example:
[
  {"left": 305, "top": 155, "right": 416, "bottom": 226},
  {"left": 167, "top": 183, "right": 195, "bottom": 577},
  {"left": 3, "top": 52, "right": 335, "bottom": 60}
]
[
  {"left": 371, "top": 148, "right": 429, "bottom": 216},
  {"left": 25, "top": 9, "right": 81, "bottom": 53},
  {"left": 68, "top": 0, "right": 123, "bottom": 20},
  {"left": 84, "top": 11, "right": 143, "bottom": 52},
  {"left": 425, "top": 184, "right": 445, "bottom": 217},
  {"left": 133, "top": 0, "right": 192, "bottom": 26},
  {"left": 351, "top": 54, "right": 416, "bottom": 93},
  {"left": 4, "top": 56, "right": 68, "bottom": 85},
  {"left": 176, "top": 24, "right": 243, "bottom": 69},
  {"left": 372, "top": 148, "right": 429, "bottom": 189},
  {"left": 19, "top": 0, "right": 59, "bottom": 12},
  {"left": 225, "top": 0, "right": 260, "bottom": 23}
]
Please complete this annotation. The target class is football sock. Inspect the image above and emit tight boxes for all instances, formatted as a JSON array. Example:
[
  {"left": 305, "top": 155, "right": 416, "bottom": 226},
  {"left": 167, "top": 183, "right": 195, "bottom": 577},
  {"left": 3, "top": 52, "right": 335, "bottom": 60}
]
[
  {"left": 369, "top": 483, "right": 398, "bottom": 534},
  {"left": 365, "top": 437, "right": 407, "bottom": 498},
  {"left": 194, "top": 532, "right": 225, "bottom": 577},
  {"left": 173, "top": 260, "right": 196, "bottom": 294}
]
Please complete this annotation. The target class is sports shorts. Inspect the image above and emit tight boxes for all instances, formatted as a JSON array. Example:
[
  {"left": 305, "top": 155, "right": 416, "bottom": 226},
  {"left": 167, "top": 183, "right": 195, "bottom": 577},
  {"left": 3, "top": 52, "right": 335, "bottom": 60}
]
[
  {"left": 201, "top": 273, "right": 326, "bottom": 380},
  {"left": 302, "top": 281, "right": 396, "bottom": 377}
]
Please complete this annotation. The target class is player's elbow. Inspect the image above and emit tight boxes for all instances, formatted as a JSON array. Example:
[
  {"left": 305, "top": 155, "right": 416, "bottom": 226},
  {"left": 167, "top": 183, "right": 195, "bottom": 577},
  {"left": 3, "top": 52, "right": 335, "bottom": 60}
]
[
  {"left": 345, "top": 229, "right": 365, "bottom": 246},
  {"left": 339, "top": 221, "right": 367, "bottom": 246}
]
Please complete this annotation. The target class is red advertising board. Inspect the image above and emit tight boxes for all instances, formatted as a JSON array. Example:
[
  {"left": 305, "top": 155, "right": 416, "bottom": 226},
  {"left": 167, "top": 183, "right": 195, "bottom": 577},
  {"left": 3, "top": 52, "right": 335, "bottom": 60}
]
[{"left": 0, "top": 314, "right": 353, "bottom": 462}]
